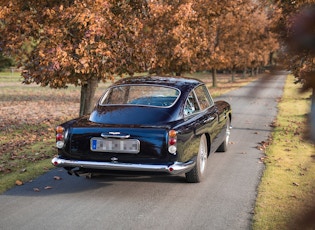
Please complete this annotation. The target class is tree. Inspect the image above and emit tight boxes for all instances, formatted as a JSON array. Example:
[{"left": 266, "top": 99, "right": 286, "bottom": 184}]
[
  {"left": 144, "top": 0, "right": 244, "bottom": 77},
  {"left": 144, "top": 0, "right": 203, "bottom": 76},
  {"left": 1, "top": 0, "right": 281, "bottom": 116},
  {"left": 0, "top": 0, "right": 148, "bottom": 116},
  {"left": 213, "top": 0, "right": 279, "bottom": 82},
  {"left": 0, "top": 3, "right": 14, "bottom": 71},
  {"left": 270, "top": 0, "right": 315, "bottom": 87}
]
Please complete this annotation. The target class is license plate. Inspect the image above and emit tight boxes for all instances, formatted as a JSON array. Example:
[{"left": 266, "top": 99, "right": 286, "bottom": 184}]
[{"left": 90, "top": 138, "right": 140, "bottom": 154}]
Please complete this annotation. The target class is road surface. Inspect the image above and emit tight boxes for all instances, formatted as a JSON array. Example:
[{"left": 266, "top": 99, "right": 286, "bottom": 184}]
[{"left": 0, "top": 72, "right": 287, "bottom": 230}]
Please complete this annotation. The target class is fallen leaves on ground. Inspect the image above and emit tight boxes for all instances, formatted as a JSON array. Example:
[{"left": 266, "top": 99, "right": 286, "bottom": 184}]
[
  {"left": 0, "top": 84, "right": 85, "bottom": 177},
  {"left": 256, "top": 140, "right": 269, "bottom": 152},
  {"left": 53, "top": 176, "right": 62, "bottom": 180},
  {"left": 15, "top": 180, "right": 23, "bottom": 186}
]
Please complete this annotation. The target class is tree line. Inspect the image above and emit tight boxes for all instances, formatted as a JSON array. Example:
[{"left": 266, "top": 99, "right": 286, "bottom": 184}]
[{"left": 0, "top": 0, "right": 314, "bottom": 117}]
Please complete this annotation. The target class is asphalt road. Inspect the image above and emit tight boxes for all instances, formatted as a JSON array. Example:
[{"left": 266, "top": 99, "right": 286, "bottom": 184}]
[{"left": 0, "top": 72, "right": 287, "bottom": 230}]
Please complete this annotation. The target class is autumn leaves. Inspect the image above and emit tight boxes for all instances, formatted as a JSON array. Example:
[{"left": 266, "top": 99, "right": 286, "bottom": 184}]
[
  {"left": 0, "top": 0, "right": 280, "bottom": 115},
  {"left": 0, "top": 0, "right": 278, "bottom": 84}
]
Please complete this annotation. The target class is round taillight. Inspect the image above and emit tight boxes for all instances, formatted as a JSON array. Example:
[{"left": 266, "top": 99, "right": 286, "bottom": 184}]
[
  {"left": 169, "top": 138, "right": 177, "bottom": 145},
  {"left": 56, "top": 126, "right": 64, "bottom": 133},
  {"left": 168, "top": 145, "right": 177, "bottom": 154},
  {"left": 56, "top": 141, "right": 65, "bottom": 149},
  {"left": 56, "top": 133, "right": 64, "bottom": 141},
  {"left": 168, "top": 130, "right": 177, "bottom": 155},
  {"left": 169, "top": 130, "right": 177, "bottom": 138}
]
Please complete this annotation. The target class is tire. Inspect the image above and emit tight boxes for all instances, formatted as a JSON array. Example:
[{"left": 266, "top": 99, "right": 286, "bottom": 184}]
[
  {"left": 217, "top": 118, "right": 231, "bottom": 152},
  {"left": 185, "top": 134, "right": 208, "bottom": 183}
]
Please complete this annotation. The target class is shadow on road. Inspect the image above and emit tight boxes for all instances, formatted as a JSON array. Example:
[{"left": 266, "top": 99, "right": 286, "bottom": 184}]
[{"left": 3, "top": 168, "right": 186, "bottom": 197}]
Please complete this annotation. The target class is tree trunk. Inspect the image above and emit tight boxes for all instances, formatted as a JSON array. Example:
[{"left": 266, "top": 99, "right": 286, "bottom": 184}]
[
  {"left": 79, "top": 77, "right": 99, "bottom": 116},
  {"left": 250, "top": 68, "right": 254, "bottom": 77},
  {"left": 212, "top": 68, "right": 217, "bottom": 88},
  {"left": 310, "top": 88, "right": 315, "bottom": 143},
  {"left": 269, "top": 52, "right": 274, "bottom": 65},
  {"left": 242, "top": 68, "right": 247, "bottom": 78},
  {"left": 231, "top": 69, "right": 236, "bottom": 82}
]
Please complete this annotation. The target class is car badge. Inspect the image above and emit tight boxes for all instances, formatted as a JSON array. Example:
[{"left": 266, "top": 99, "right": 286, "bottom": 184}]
[
  {"left": 111, "top": 157, "right": 118, "bottom": 162},
  {"left": 109, "top": 132, "right": 120, "bottom": 135}
]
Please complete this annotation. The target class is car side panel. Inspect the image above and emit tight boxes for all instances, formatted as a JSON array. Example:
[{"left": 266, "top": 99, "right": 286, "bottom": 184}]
[
  {"left": 213, "top": 100, "right": 232, "bottom": 150},
  {"left": 175, "top": 106, "right": 219, "bottom": 162}
]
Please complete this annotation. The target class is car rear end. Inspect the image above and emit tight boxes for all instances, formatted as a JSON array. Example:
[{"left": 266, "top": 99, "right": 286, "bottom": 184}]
[
  {"left": 57, "top": 122, "right": 175, "bottom": 162},
  {"left": 52, "top": 116, "right": 195, "bottom": 175}
]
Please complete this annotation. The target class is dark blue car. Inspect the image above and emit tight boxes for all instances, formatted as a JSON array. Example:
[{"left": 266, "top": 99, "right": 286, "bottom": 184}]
[{"left": 52, "top": 76, "right": 232, "bottom": 183}]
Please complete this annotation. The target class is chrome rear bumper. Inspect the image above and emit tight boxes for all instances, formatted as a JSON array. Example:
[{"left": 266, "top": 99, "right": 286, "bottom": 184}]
[{"left": 52, "top": 157, "right": 195, "bottom": 175}]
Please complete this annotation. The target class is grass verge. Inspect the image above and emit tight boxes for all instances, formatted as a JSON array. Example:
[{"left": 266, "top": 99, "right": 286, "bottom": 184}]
[
  {"left": 252, "top": 75, "right": 315, "bottom": 229},
  {"left": 0, "top": 123, "right": 56, "bottom": 193}
]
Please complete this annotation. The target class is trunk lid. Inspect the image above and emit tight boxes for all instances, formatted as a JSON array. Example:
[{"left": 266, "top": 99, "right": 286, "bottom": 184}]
[{"left": 65, "top": 123, "right": 173, "bottom": 164}]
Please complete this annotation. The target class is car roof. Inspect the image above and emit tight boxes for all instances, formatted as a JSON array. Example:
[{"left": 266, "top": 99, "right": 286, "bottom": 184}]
[{"left": 113, "top": 76, "right": 203, "bottom": 91}]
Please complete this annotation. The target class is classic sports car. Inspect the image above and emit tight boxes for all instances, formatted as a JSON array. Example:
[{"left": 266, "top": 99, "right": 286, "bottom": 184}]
[{"left": 52, "top": 76, "right": 232, "bottom": 183}]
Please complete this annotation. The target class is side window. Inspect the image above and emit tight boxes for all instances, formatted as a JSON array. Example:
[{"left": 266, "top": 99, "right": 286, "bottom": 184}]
[
  {"left": 194, "top": 85, "right": 214, "bottom": 110},
  {"left": 184, "top": 92, "right": 200, "bottom": 116},
  {"left": 103, "top": 86, "right": 128, "bottom": 104}
]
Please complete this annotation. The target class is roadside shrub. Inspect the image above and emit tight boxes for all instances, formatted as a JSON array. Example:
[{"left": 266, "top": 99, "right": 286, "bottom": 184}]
[{"left": 0, "top": 53, "right": 14, "bottom": 71}]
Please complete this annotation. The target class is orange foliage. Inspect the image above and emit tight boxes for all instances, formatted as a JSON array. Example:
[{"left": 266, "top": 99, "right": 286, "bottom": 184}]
[
  {"left": 0, "top": 0, "right": 280, "bottom": 113},
  {"left": 0, "top": 0, "right": 146, "bottom": 88},
  {"left": 272, "top": 0, "right": 315, "bottom": 90},
  {"left": 0, "top": 0, "right": 280, "bottom": 80}
]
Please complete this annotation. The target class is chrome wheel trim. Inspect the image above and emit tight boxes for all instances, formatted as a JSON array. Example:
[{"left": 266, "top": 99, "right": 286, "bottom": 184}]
[
  {"left": 226, "top": 123, "right": 231, "bottom": 144},
  {"left": 199, "top": 135, "right": 207, "bottom": 174}
]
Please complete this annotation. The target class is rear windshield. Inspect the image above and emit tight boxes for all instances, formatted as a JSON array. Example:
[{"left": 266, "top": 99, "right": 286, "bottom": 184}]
[{"left": 99, "top": 85, "right": 180, "bottom": 107}]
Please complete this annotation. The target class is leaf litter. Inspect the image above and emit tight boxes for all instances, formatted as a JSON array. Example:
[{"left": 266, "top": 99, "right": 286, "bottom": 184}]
[{"left": 0, "top": 82, "right": 85, "bottom": 177}]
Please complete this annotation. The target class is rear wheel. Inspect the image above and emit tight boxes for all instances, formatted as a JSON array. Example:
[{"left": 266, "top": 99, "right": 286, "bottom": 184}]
[
  {"left": 217, "top": 118, "right": 231, "bottom": 152},
  {"left": 185, "top": 134, "right": 208, "bottom": 183}
]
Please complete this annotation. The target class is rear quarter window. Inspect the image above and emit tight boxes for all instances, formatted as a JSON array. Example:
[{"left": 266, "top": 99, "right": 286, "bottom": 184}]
[{"left": 194, "top": 85, "right": 214, "bottom": 110}]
